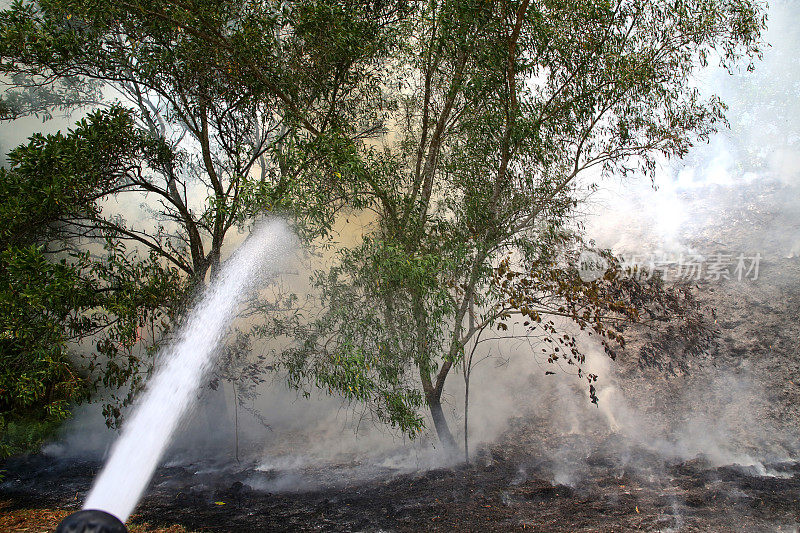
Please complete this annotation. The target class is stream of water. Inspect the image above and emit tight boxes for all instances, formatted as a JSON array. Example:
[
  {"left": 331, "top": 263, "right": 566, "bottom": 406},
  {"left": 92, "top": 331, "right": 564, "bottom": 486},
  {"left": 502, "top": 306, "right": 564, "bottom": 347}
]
[{"left": 83, "top": 220, "right": 291, "bottom": 522}]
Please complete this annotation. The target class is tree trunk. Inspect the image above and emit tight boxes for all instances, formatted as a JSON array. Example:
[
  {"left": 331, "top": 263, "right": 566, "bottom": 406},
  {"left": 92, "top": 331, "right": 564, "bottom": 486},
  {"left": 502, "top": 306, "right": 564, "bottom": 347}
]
[
  {"left": 463, "top": 374, "right": 470, "bottom": 463},
  {"left": 233, "top": 381, "right": 240, "bottom": 463},
  {"left": 427, "top": 394, "right": 456, "bottom": 449}
]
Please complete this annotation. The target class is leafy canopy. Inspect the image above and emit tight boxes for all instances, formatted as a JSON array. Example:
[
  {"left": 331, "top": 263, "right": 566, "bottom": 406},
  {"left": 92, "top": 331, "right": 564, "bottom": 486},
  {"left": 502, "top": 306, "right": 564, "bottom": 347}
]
[
  {"left": 275, "top": 0, "right": 765, "bottom": 444},
  {"left": 0, "top": 0, "right": 408, "bottom": 426}
]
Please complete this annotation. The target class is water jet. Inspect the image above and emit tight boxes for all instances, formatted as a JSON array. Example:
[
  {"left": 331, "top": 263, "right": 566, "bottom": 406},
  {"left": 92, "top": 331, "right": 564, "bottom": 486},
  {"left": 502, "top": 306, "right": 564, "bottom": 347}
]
[{"left": 55, "top": 220, "right": 291, "bottom": 530}]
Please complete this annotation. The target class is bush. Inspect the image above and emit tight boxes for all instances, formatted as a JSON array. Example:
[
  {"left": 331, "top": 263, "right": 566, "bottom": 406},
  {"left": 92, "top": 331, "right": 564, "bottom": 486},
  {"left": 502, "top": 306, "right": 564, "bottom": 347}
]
[{"left": 0, "top": 415, "right": 63, "bottom": 459}]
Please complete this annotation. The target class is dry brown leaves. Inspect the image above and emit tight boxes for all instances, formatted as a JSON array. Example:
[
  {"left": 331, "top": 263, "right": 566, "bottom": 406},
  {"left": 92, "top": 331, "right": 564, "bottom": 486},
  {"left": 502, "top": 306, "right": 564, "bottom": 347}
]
[{"left": 0, "top": 501, "right": 194, "bottom": 533}]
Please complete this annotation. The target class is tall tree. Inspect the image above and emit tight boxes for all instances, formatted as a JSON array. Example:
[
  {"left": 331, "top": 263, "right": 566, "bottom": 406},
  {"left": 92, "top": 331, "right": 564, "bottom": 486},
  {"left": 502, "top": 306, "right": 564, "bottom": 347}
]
[
  {"left": 278, "top": 0, "right": 766, "bottom": 446},
  {"left": 0, "top": 0, "right": 409, "bottom": 423}
]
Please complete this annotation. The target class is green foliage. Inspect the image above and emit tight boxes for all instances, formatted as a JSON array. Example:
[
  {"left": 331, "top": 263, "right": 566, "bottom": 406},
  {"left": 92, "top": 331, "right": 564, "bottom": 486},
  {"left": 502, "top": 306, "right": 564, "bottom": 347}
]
[
  {"left": 1, "top": 106, "right": 172, "bottom": 248},
  {"left": 279, "top": 238, "right": 436, "bottom": 435},
  {"left": 0, "top": 0, "right": 409, "bottom": 430},
  {"left": 0, "top": 0, "right": 410, "bottom": 243},
  {"left": 0, "top": 415, "right": 63, "bottom": 459},
  {"left": 274, "top": 0, "right": 766, "bottom": 444},
  {"left": 0, "top": 246, "right": 91, "bottom": 422},
  {"left": 0, "top": 235, "right": 183, "bottom": 430},
  {"left": 0, "top": 108, "right": 184, "bottom": 428},
  {"left": 0, "top": 0, "right": 767, "bottom": 447}
]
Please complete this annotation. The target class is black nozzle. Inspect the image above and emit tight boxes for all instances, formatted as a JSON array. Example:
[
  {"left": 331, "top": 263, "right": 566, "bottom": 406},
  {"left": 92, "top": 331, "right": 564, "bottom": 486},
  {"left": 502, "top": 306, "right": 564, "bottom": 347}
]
[{"left": 55, "top": 509, "right": 128, "bottom": 533}]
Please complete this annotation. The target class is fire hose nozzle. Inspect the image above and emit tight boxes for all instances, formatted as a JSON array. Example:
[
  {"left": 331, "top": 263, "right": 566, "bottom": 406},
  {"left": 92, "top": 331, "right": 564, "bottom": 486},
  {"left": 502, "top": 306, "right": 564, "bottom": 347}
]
[{"left": 55, "top": 509, "right": 128, "bottom": 533}]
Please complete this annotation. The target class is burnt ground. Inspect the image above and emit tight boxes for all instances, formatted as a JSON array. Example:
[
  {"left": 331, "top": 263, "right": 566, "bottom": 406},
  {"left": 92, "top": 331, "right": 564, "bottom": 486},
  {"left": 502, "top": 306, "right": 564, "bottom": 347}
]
[
  {"left": 4, "top": 181, "right": 800, "bottom": 532},
  {"left": 2, "top": 436, "right": 800, "bottom": 532}
]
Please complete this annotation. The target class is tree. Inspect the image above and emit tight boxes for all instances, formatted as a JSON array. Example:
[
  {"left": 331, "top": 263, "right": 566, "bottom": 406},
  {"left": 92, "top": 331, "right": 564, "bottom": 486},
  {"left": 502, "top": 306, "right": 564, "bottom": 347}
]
[
  {"left": 277, "top": 0, "right": 765, "bottom": 448},
  {"left": 0, "top": 0, "right": 409, "bottom": 424},
  {"left": 0, "top": 0, "right": 408, "bottom": 279},
  {"left": 0, "top": 109, "right": 184, "bottom": 429}
]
